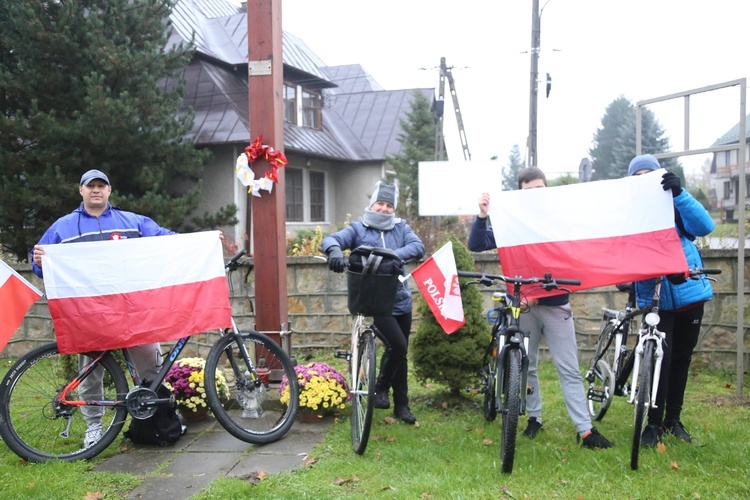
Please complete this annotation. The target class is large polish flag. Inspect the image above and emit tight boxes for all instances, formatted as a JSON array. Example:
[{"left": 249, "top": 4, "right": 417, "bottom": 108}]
[
  {"left": 42, "top": 231, "right": 232, "bottom": 354},
  {"left": 410, "top": 241, "right": 465, "bottom": 334},
  {"left": 487, "top": 169, "right": 688, "bottom": 298},
  {"left": 0, "top": 260, "right": 43, "bottom": 353}
]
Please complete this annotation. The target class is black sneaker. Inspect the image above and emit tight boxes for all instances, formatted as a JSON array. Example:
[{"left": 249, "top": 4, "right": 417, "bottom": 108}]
[
  {"left": 393, "top": 405, "right": 416, "bottom": 424},
  {"left": 373, "top": 391, "right": 390, "bottom": 410},
  {"left": 578, "top": 427, "right": 614, "bottom": 449},
  {"left": 640, "top": 424, "right": 663, "bottom": 448},
  {"left": 665, "top": 421, "right": 692, "bottom": 443},
  {"left": 523, "top": 417, "right": 543, "bottom": 439}
]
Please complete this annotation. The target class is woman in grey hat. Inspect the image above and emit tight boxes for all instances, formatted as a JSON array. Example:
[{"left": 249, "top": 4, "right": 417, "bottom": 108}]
[{"left": 321, "top": 181, "right": 425, "bottom": 424}]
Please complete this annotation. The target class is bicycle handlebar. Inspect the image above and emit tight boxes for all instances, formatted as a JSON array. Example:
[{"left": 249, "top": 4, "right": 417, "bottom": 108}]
[
  {"left": 693, "top": 267, "right": 721, "bottom": 276},
  {"left": 225, "top": 249, "right": 248, "bottom": 271},
  {"left": 457, "top": 271, "right": 581, "bottom": 287}
]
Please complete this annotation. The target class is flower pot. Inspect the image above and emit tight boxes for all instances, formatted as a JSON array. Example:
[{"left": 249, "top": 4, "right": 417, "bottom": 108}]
[
  {"left": 179, "top": 406, "right": 209, "bottom": 422},
  {"left": 298, "top": 409, "right": 328, "bottom": 423}
]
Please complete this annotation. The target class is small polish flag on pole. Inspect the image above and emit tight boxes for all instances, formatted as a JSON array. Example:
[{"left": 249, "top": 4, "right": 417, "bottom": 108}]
[
  {"left": 0, "top": 260, "right": 43, "bottom": 353},
  {"left": 408, "top": 241, "right": 465, "bottom": 334}
]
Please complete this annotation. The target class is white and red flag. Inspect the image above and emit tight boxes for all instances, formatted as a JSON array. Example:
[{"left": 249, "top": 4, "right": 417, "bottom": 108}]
[
  {"left": 410, "top": 241, "right": 465, "bottom": 334},
  {"left": 487, "top": 169, "right": 687, "bottom": 298},
  {"left": 42, "top": 231, "right": 232, "bottom": 354},
  {"left": 0, "top": 260, "right": 43, "bottom": 353}
]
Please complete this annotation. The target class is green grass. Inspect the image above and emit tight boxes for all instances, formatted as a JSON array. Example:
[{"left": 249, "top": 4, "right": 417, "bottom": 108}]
[
  {"left": 194, "top": 353, "right": 750, "bottom": 499},
  {"left": 1, "top": 353, "right": 748, "bottom": 499}
]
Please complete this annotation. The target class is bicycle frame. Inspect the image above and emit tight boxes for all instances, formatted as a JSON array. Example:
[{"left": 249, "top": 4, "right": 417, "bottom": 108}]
[
  {"left": 627, "top": 281, "right": 665, "bottom": 410},
  {"left": 495, "top": 282, "right": 530, "bottom": 415}
]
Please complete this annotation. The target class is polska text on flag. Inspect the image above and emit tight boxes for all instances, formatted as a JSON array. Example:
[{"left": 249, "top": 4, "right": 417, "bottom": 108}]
[
  {"left": 410, "top": 241, "right": 465, "bottom": 334},
  {"left": 41, "top": 231, "right": 232, "bottom": 354},
  {"left": 487, "top": 169, "right": 687, "bottom": 298},
  {"left": 0, "top": 260, "right": 43, "bottom": 353}
]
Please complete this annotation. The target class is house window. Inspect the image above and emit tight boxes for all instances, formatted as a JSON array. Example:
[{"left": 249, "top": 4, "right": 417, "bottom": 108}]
[
  {"left": 301, "top": 89, "right": 322, "bottom": 129},
  {"left": 283, "top": 168, "right": 327, "bottom": 223},
  {"left": 310, "top": 171, "right": 325, "bottom": 221},
  {"left": 725, "top": 150, "right": 731, "bottom": 165},
  {"left": 285, "top": 168, "right": 303, "bottom": 221},
  {"left": 723, "top": 181, "right": 731, "bottom": 200},
  {"left": 283, "top": 84, "right": 297, "bottom": 124}
]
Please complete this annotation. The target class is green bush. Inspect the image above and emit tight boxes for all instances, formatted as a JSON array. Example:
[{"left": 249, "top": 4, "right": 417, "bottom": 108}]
[{"left": 411, "top": 234, "right": 491, "bottom": 394}]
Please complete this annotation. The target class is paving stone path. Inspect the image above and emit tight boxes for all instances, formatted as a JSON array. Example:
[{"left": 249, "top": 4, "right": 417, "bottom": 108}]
[{"left": 94, "top": 416, "right": 333, "bottom": 499}]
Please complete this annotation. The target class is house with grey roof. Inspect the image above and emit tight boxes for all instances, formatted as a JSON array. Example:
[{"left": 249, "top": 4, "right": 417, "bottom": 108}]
[
  {"left": 711, "top": 113, "right": 750, "bottom": 221},
  {"left": 169, "top": 0, "right": 434, "bottom": 248}
]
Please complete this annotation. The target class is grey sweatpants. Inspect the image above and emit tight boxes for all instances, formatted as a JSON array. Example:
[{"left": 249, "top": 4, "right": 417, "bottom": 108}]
[
  {"left": 523, "top": 303, "right": 592, "bottom": 434},
  {"left": 79, "top": 342, "right": 162, "bottom": 424}
]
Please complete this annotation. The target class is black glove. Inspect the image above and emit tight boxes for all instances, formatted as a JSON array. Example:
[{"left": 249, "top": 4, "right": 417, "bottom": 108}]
[
  {"left": 666, "top": 273, "right": 687, "bottom": 285},
  {"left": 661, "top": 172, "right": 681, "bottom": 198},
  {"left": 326, "top": 246, "right": 345, "bottom": 273}
]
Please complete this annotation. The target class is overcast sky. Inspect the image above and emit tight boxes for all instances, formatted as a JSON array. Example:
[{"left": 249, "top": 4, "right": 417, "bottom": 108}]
[{"left": 240, "top": 0, "right": 749, "bottom": 179}]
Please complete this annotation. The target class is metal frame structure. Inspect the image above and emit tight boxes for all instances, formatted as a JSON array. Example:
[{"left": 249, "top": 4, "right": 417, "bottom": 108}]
[{"left": 635, "top": 78, "right": 746, "bottom": 397}]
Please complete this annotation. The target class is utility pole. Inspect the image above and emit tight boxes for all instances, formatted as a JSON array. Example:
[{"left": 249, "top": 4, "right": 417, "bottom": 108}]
[
  {"left": 434, "top": 58, "right": 446, "bottom": 161},
  {"left": 434, "top": 57, "right": 471, "bottom": 162},
  {"left": 527, "top": 0, "right": 541, "bottom": 167},
  {"left": 246, "top": 0, "right": 288, "bottom": 351}
]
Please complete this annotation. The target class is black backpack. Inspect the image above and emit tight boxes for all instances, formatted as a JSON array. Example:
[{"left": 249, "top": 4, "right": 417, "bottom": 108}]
[{"left": 123, "top": 382, "right": 184, "bottom": 447}]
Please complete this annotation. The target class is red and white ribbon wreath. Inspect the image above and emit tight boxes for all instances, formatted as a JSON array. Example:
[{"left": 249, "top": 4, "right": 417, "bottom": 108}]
[{"left": 235, "top": 135, "right": 288, "bottom": 197}]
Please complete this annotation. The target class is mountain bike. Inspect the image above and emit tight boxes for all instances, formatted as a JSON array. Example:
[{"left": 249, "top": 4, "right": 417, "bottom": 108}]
[
  {"left": 584, "top": 282, "right": 640, "bottom": 421},
  {"left": 467, "top": 290, "right": 509, "bottom": 422},
  {"left": 329, "top": 246, "right": 403, "bottom": 455},
  {"left": 459, "top": 271, "right": 580, "bottom": 474},
  {"left": 583, "top": 267, "right": 721, "bottom": 470},
  {"left": 0, "top": 250, "right": 299, "bottom": 462}
]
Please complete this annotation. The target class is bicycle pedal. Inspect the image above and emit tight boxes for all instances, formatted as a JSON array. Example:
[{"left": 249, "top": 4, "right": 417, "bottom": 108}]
[
  {"left": 333, "top": 350, "right": 350, "bottom": 360},
  {"left": 526, "top": 386, "right": 534, "bottom": 396},
  {"left": 466, "top": 387, "right": 484, "bottom": 395}
]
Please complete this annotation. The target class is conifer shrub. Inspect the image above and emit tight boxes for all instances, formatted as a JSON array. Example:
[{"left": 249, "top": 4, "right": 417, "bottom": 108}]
[{"left": 411, "top": 235, "right": 491, "bottom": 394}]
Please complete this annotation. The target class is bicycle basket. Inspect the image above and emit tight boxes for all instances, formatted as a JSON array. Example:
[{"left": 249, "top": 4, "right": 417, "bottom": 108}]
[{"left": 347, "top": 246, "right": 404, "bottom": 316}]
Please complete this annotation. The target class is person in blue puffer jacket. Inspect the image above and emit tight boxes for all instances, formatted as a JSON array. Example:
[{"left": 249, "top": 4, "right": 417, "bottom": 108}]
[
  {"left": 31, "top": 169, "right": 177, "bottom": 449},
  {"left": 321, "top": 181, "right": 425, "bottom": 424},
  {"left": 627, "top": 154, "right": 715, "bottom": 448}
]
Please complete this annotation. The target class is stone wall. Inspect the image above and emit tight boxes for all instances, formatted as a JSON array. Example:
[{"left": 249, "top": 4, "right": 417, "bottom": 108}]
[{"left": 5, "top": 249, "right": 749, "bottom": 370}]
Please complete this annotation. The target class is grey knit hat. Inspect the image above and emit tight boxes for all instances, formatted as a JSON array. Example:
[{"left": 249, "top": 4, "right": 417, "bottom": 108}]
[{"left": 369, "top": 181, "right": 398, "bottom": 209}]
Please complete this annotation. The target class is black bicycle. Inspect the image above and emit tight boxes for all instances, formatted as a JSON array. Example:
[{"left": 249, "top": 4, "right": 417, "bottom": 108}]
[
  {"left": 584, "top": 282, "right": 640, "bottom": 421},
  {"left": 459, "top": 271, "right": 580, "bottom": 474},
  {"left": 0, "top": 250, "right": 300, "bottom": 462}
]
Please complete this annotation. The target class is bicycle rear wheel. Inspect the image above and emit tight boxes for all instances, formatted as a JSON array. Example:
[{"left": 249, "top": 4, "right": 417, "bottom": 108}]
[
  {"left": 586, "top": 323, "right": 617, "bottom": 421},
  {"left": 205, "top": 331, "right": 299, "bottom": 444},
  {"left": 482, "top": 338, "right": 499, "bottom": 422},
  {"left": 631, "top": 341, "right": 655, "bottom": 470},
  {"left": 499, "top": 348, "right": 521, "bottom": 474},
  {"left": 351, "top": 327, "right": 376, "bottom": 454},
  {"left": 587, "top": 359, "right": 615, "bottom": 421},
  {"left": 0, "top": 343, "right": 129, "bottom": 462}
]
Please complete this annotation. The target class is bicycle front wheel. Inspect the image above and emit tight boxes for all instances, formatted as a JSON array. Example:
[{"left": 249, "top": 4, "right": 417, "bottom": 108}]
[
  {"left": 631, "top": 340, "right": 655, "bottom": 470},
  {"left": 0, "top": 343, "right": 129, "bottom": 462},
  {"left": 205, "top": 331, "right": 299, "bottom": 444},
  {"left": 499, "top": 348, "right": 522, "bottom": 474},
  {"left": 351, "top": 327, "right": 376, "bottom": 454}
]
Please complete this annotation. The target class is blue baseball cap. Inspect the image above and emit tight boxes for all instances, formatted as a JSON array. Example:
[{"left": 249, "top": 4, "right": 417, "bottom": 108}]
[{"left": 80, "top": 169, "right": 110, "bottom": 186}]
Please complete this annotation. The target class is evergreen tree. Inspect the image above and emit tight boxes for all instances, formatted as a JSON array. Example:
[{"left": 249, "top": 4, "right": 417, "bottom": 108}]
[
  {"left": 589, "top": 96, "right": 682, "bottom": 181},
  {"left": 386, "top": 91, "right": 436, "bottom": 219},
  {"left": 411, "top": 235, "right": 491, "bottom": 395},
  {"left": 502, "top": 144, "right": 525, "bottom": 191},
  {"left": 0, "top": 0, "right": 234, "bottom": 261},
  {"left": 548, "top": 173, "right": 580, "bottom": 186}
]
